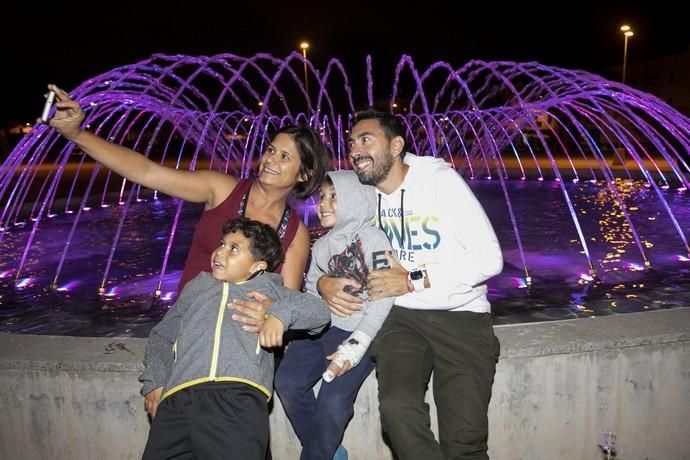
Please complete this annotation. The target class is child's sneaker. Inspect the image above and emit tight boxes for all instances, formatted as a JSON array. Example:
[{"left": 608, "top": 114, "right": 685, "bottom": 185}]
[{"left": 333, "top": 445, "right": 348, "bottom": 460}]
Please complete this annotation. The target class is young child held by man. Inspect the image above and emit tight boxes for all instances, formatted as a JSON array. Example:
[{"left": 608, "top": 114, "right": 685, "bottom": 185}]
[
  {"left": 275, "top": 170, "right": 395, "bottom": 460},
  {"left": 139, "top": 217, "right": 330, "bottom": 460}
]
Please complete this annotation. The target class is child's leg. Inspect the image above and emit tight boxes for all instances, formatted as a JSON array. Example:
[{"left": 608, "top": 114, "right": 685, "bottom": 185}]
[
  {"left": 274, "top": 330, "right": 330, "bottom": 443},
  {"left": 189, "top": 383, "right": 269, "bottom": 459},
  {"left": 142, "top": 393, "right": 194, "bottom": 460},
  {"left": 301, "top": 333, "right": 375, "bottom": 460}
]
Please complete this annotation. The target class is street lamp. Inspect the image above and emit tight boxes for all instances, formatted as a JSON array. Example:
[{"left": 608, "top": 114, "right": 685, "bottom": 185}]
[
  {"left": 620, "top": 25, "right": 634, "bottom": 84},
  {"left": 300, "top": 42, "right": 310, "bottom": 102}
]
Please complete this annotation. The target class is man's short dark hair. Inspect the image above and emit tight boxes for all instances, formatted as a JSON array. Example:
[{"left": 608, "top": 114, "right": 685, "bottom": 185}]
[
  {"left": 222, "top": 217, "right": 283, "bottom": 271},
  {"left": 352, "top": 108, "right": 408, "bottom": 156}
]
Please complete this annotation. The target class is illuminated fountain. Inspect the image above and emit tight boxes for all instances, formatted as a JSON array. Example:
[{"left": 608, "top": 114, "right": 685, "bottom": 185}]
[{"left": 1, "top": 53, "right": 689, "bottom": 335}]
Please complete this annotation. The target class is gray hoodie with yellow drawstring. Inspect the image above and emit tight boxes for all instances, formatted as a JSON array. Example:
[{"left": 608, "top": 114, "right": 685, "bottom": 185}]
[{"left": 140, "top": 271, "right": 329, "bottom": 400}]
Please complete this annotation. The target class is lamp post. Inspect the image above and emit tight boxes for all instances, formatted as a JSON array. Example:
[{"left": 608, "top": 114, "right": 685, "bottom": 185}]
[
  {"left": 300, "top": 42, "right": 310, "bottom": 108},
  {"left": 620, "top": 25, "right": 634, "bottom": 84}
]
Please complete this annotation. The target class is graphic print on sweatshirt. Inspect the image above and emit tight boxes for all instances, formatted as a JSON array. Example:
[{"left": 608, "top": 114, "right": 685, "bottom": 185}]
[
  {"left": 328, "top": 239, "right": 368, "bottom": 297},
  {"left": 378, "top": 207, "right": 441, "bottom": 263}
]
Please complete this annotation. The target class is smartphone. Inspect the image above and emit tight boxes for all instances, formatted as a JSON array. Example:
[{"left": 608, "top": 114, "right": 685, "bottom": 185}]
[{"left": 40, "top": 90, "right": 56, "bottom": 123}]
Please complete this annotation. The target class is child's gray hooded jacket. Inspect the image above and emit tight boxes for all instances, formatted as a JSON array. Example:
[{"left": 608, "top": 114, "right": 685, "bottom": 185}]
[
  {"left": 140, "top": 271, "right": 329, "bottom": 399},
  {"left": 305, "top": 170, "right": 395, "bottom": 339}
]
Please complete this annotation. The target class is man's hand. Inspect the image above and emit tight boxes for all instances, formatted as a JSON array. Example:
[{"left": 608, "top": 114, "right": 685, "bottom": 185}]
[
  {"left": 367, "top": 251, "right": 410, "bottom": 300},
  {"left": 144, "top": 387, "right": 163, "bottom": 419},
  {"left": 259, "top": 315, "right": 285, "bottom": 348},
  {"left": 230, "top": 291, "right": 273, "bottom": 332},
  {"left": 317, "top": 276, "right": 363, "bottom": 318}
]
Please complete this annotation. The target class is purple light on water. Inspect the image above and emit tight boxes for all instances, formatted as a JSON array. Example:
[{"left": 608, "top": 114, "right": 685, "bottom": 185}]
[
  {"left": 626, "top": 263, "right": 645, "bottom": 271},
  {"left": 511, "top": 277, "right": 528, "bottom": 288},
  {"left": 103, "top": 287, "right": 120, "bottom": 297},
  {"left": 160, "top": 292, "right": 175, "bottom": 301},
  {"left": 580, "top": 273, "right": 595, "bottom": 282},
  {"left": 57, "top": 281, "right": 81, "bottom": 292},
  {"left": 0, "top": 270, "right": 16, "bottom": 279},
  {"left": 677, "top": 255, "right": 690, "bottom": 262},
  {"left": 16, "top": 278, "right": 34, "bottom": 289}
]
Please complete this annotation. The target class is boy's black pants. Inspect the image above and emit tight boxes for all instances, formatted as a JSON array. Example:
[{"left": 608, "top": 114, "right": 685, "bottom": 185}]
[{"left": 142, "top": 382, "right": 268, "bottom": 460}]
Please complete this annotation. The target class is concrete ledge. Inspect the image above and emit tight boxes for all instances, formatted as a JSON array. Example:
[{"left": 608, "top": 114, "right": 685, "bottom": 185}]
[{"left": 2, "top": 308, "right": 689, "bottom": 459}]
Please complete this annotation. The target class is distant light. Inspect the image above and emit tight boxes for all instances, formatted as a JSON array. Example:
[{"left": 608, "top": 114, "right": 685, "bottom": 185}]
[
  {"left": 0, "top": 270, "right": 15, "bottom": 279},
  {"left": 676, "top": 255, "right": 690, "bottom": 262},
  {"left": 160, "top": 291, "right": 175, "bottom": 301},
  {"left": 620, "top": 25, "right": 631, "bottom": 32},
  {"left": 300, "top": 42, "right": 310, "bottom": 50}
]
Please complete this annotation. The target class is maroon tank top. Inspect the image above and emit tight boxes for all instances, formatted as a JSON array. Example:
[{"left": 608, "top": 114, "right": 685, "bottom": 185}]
[{"left": 177, "top": 178, "right": 300, "bottom": 292}]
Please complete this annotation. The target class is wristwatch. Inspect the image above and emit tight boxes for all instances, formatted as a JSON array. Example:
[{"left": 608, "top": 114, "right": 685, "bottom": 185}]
[{"left": 407, "top": 267, "right": 426, "bottom": 292}]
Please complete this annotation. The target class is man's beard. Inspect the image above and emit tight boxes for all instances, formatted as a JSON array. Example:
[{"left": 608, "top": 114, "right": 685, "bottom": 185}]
[{"left": 354, "top": 153, "right": 394, "bottom": 186}]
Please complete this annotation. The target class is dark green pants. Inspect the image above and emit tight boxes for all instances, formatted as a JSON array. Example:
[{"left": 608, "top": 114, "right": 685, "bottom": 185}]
[{"left": 372, "top": 307, "right": 500, "bottom": 460}]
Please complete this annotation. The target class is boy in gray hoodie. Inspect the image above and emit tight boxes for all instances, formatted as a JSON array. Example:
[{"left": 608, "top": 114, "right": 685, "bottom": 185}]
[
  {"left": 274, "top": 170, "right": 395, "bottom": 460},
  {"left": 139, "top": 217, "right": 330, "bottom": 460}
]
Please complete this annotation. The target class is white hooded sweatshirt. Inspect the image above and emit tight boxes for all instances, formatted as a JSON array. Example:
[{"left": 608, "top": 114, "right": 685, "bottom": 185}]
[{"left": 375, "top": 153, "right": 503, "bottom": 312}]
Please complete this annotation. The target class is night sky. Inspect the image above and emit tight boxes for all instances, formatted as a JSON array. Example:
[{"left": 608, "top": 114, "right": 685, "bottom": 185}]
[{"left": 2, "top": 0, "right": 688, "bottom": 124}]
